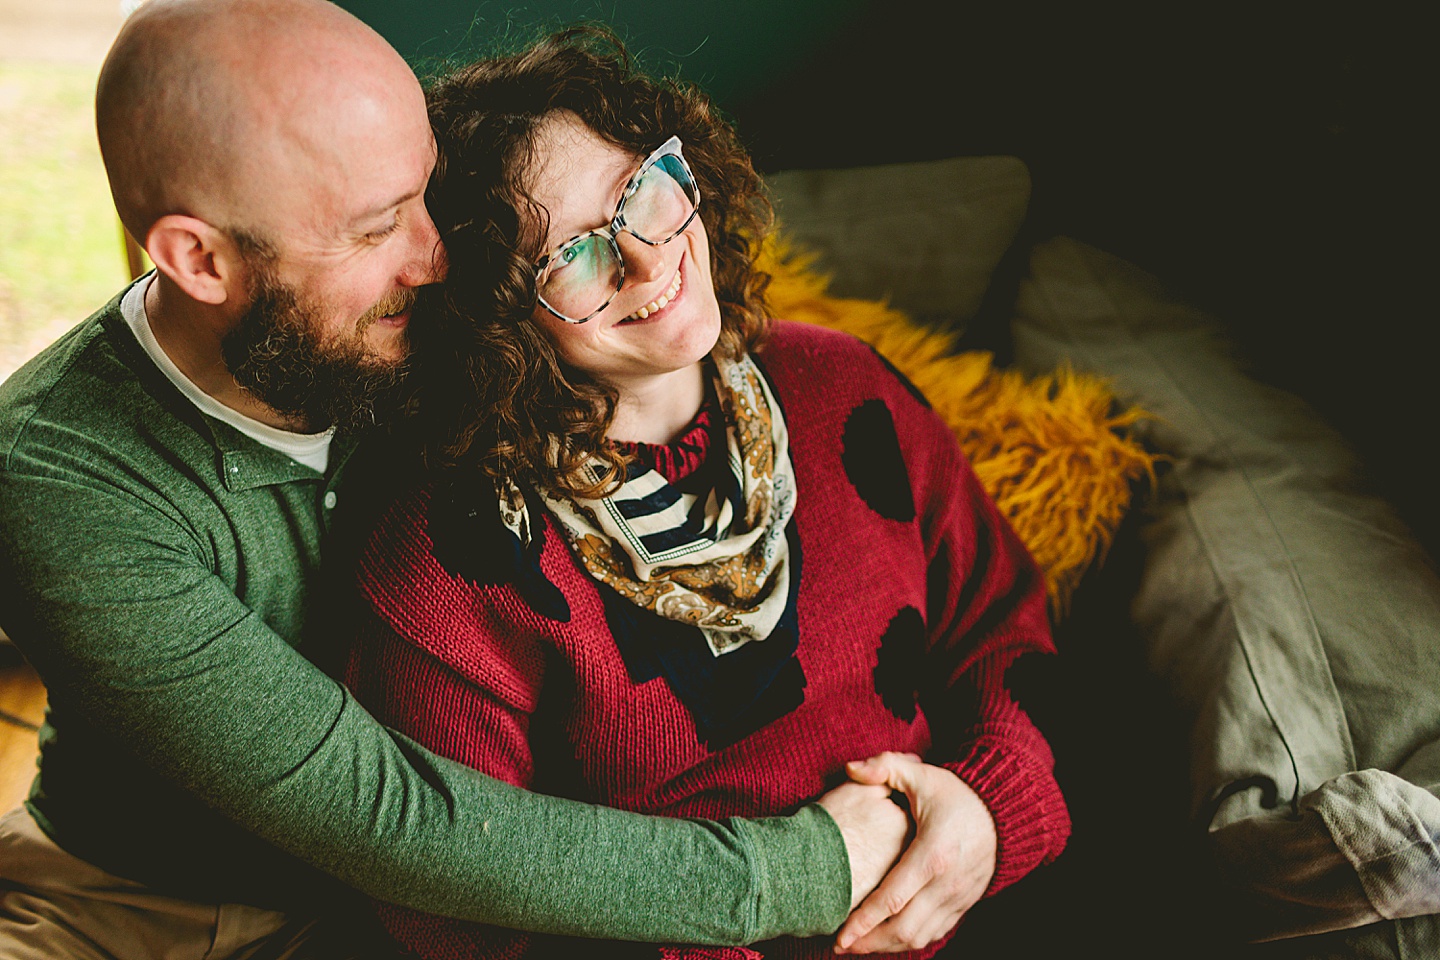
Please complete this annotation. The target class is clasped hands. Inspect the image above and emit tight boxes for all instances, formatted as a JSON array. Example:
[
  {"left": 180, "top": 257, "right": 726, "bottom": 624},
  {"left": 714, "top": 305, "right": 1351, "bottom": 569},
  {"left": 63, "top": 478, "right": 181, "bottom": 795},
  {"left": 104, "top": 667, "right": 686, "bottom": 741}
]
[{"left": 816, "top": 752, "right": 997, "bottom": 955}]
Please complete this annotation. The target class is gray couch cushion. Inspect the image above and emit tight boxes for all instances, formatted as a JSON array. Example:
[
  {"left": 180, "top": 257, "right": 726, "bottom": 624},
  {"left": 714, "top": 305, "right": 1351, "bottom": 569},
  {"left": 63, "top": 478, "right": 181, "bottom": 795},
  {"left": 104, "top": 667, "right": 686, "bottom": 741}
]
[
  {"left": 1009, "top": 235, "right": 1440, "bottom": 954},
  {"left": 765, "top": 155, "right": 1031, "bottom": 333}
]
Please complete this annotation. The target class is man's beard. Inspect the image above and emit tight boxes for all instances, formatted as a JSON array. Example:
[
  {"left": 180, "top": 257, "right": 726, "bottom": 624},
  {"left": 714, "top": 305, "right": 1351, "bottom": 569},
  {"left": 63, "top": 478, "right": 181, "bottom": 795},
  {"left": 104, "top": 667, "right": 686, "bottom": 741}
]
[{"left": 221, "top": 264, "right": 415, "bottom": 432}]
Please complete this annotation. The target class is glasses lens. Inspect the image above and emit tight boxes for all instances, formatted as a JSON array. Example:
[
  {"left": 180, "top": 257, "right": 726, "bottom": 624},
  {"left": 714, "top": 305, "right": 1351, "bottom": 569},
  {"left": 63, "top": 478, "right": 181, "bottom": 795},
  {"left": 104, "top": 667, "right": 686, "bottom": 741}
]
[
  {"left": 539, "top": 234, "right": 620, "bottom": 321},
  {"left": 625, "top": 153, "right": 699, "bottom": 244}
]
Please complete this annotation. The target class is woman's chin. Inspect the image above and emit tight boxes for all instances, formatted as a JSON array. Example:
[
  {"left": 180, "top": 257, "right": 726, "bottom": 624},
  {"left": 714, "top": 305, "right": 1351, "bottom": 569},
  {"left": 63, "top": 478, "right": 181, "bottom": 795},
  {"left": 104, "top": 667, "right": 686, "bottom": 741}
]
[{"left": 666, "top": 310, "right": 723, "bottom": 369}]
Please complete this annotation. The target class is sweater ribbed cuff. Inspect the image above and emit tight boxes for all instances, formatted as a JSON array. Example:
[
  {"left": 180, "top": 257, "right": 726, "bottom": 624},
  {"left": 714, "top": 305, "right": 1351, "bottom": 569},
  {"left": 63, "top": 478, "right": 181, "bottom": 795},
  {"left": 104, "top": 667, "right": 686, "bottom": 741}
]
[
  {"left": 945, "top": 738, "right": 1070, "bottom": 896},
  {"left": 731, "top": 803, "right": 851, "bottom": 940}
]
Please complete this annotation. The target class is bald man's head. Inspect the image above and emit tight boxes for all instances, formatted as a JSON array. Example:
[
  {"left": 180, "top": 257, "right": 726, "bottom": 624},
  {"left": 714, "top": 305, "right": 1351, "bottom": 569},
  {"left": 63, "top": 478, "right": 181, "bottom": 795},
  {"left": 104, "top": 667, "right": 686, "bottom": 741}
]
[
  {"left": 94, "top": 0, "right": 445, "bottom": 432},
  {"left": 97, "top": 0, "right": 426, "bottom": 248}
]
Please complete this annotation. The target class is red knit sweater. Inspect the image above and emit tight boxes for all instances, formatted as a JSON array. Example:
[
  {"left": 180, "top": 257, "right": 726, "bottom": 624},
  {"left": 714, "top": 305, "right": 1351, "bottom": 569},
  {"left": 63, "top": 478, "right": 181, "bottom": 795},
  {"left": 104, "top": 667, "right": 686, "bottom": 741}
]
[{"left": 345, "top": 322, "right": 1070, "bottom": 959}]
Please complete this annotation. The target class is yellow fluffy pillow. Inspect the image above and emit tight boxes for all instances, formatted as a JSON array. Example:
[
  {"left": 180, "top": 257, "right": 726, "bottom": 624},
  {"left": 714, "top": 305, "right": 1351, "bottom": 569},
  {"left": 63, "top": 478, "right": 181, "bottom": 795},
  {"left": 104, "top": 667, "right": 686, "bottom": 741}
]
[{"left": 758, "top": 238, "right": 1156, "bottom": 615}]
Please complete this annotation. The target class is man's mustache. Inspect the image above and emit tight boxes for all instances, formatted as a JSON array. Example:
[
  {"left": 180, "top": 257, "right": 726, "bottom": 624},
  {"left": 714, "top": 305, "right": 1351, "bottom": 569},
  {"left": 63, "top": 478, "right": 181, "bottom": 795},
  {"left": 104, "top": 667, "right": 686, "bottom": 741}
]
[{"left": 358, "top": 287, "right": 419, "bottom": 328}]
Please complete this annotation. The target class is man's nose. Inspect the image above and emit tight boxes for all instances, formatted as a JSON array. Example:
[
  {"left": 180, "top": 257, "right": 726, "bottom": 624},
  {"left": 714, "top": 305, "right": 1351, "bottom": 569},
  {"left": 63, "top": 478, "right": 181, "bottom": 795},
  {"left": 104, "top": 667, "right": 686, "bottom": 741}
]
[
  {"left": 399, "top": 209, "right": 447, "bottom": 285},
  {"left": 617, "top": 231, "right": 667, "bottom": 285}
]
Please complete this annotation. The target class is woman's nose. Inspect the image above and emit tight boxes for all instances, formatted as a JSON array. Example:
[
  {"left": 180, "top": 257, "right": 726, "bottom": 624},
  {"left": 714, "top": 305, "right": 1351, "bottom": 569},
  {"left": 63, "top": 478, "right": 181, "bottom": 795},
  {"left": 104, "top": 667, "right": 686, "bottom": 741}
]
[{"left": 617, "top": 231, "right": 668, "bottom": 285}]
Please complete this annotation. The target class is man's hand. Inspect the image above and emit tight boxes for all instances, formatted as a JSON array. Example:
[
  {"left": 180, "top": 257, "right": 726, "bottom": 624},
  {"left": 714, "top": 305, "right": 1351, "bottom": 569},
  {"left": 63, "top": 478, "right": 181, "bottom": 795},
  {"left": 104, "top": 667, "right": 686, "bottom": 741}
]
[
  {"left": 815, "top": 781, "right": 910, "bottom": 911},
  {"left": 833, "top": 752, "right": 997, "bottom": 954}
]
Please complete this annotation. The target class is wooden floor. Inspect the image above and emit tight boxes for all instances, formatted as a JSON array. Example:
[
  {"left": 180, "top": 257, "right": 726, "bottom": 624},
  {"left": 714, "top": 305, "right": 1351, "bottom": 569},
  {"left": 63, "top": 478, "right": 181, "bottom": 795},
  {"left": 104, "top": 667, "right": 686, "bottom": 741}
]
[{"left": 0, "top": 655, "right": 47, "bottom": 814}]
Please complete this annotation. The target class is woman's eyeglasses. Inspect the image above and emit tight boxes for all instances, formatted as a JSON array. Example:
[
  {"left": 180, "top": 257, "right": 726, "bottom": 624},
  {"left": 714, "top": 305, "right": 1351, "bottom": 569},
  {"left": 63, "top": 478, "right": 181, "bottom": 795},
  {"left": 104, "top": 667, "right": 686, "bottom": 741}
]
[{"left": 533, "top": 136, "right": 701, "bottom": 324}]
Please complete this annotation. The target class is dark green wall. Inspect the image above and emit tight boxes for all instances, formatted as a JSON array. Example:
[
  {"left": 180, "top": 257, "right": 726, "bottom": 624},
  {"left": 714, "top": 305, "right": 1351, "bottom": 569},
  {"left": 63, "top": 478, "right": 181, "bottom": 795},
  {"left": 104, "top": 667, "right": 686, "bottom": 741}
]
[
  {"left": 338, "top": 0, "right": 1437, "bottom": 555},
  {"left": 333, "top": 0, "right": 866, "bottom": 106}
]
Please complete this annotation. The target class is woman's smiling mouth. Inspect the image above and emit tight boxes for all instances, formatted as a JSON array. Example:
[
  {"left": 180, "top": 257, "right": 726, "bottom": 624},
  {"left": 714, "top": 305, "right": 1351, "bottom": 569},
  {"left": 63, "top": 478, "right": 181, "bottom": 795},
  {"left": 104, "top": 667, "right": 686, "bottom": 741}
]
[{"left": 623, "top": 258, "right": 684, "bottom": 323}]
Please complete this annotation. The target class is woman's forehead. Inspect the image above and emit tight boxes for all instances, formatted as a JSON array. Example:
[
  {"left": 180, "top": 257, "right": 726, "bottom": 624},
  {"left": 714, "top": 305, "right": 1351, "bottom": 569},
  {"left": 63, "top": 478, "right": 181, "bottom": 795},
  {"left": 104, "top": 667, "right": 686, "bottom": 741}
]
[{"left": 527, "top": 112, "right": 639, "bottom": 243}]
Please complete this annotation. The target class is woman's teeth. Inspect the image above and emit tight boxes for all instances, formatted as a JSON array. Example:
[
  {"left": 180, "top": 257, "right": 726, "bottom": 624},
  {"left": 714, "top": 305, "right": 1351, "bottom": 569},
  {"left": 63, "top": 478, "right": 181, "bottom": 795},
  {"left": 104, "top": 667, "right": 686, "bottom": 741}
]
[{"left": 629, "top": 267, "right": 683, "bottom": 320}]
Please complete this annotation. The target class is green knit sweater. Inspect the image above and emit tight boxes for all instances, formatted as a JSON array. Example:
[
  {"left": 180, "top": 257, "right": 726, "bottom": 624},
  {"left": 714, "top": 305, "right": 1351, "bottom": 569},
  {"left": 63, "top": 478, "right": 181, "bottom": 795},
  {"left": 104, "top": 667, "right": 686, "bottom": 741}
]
[{"left": 0, "top": 284, "right": 849, "bottom": 942}]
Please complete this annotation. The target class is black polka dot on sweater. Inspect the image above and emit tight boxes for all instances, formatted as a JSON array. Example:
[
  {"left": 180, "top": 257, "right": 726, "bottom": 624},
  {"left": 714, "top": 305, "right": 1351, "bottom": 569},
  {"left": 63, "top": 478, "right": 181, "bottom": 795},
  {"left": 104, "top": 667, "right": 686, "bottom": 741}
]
[
  {"left": 428, "top": 485, "right": 570, "bottom": 622},
  {"left": 841, "top": 399, "right": 915, "bottom": 522},
  {"left": 874, "top": 606, "right": 926, "bottom": 722}
]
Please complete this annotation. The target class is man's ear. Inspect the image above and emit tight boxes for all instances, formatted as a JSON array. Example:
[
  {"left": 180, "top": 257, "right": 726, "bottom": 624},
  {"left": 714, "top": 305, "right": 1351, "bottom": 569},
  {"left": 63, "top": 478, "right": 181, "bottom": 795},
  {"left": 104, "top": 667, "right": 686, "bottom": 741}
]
[{"left": 144, "top": 215, "right": 245, "bottom": 306}]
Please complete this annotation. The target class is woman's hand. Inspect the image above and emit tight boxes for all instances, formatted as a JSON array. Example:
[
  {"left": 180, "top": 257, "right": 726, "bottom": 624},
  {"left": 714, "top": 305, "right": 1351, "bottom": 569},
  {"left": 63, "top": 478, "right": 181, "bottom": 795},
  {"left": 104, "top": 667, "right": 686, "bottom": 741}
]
[
  {"left": 832, "top": 753, "right": 997, "bottom": 954},
  {"left": 815, "top": 781, "right": 911, "bottom": 910}
]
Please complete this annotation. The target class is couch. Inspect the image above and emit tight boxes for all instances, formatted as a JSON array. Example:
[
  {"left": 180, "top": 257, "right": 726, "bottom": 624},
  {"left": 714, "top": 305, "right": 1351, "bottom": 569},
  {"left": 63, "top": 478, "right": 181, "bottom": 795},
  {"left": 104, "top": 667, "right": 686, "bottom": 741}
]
[
  {"left": 764, "top": 155, "right": 1440, "bottom": 960},
  {"left": 1, "top": 146, "right": 1429, "bottom": 958}
]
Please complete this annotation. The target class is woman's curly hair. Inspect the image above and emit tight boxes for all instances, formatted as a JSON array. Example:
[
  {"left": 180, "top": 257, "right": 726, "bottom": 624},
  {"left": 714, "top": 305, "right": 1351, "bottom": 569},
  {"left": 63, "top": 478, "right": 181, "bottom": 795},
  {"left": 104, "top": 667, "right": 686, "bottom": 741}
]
[{"left": 414, "top": 25, "right": 774, "bottom": 498}]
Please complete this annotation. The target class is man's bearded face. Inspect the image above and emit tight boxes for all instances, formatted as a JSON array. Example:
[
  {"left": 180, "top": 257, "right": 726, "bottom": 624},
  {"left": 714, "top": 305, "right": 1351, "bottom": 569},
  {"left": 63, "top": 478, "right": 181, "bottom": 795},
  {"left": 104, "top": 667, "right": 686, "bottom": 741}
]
[{"left": 220, "top": 260, "right": 416, "bottom": 432}]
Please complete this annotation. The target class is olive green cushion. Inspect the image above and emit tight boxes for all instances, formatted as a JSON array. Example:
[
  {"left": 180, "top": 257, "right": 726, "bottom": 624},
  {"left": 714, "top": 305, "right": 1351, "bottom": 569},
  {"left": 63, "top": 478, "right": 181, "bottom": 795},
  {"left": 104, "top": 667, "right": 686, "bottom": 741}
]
[
  {"left": 1009, "top": 235, "right": 1440, "bottom": 956},
  {"left": 764, "top": 155, "right": 1031, "bottom": 333}
]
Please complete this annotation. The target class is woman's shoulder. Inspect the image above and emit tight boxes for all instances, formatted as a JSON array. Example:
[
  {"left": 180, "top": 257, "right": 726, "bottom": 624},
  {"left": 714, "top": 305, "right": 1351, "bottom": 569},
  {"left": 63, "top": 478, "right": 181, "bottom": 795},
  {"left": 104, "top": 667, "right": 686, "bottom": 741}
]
[
  {"left": 348, "top": 476, "right": 554, "bottom": 712},
  {"left": 760, "top": 320, "right": 930, "bottom": 411},
  {"left": 355, "top": 474, "right": 572, "bottom": 626},
  {"left": 764, "top": 318, "right": 881, "bottom": 364},
  {"left": 353, "top": 479, "right": 446, "bottom": 602}
]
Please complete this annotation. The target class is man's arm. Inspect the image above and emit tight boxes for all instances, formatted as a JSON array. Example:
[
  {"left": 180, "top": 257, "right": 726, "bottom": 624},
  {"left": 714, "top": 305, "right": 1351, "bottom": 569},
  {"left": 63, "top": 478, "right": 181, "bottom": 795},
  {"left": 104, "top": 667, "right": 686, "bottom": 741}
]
[{"left": 0, "top": 466, "right": 851, "bottom": 944}]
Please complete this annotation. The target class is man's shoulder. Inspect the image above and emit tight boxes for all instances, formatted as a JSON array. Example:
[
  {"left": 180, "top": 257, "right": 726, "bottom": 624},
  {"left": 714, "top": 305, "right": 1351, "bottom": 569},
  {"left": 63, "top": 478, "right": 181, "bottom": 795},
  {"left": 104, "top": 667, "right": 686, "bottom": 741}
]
[
  {"left": 0, "top": 282, "right": 206, "bottom": 468},
  {"left": 0, "top": 287, "right": 140, "bottom": 454}
]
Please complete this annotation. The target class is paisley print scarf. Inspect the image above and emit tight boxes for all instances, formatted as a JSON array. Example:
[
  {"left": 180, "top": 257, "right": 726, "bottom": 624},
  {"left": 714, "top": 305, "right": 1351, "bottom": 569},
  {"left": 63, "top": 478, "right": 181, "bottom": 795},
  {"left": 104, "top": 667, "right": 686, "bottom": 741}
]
[{"left": 499, "top": 351, "right": 796, "bottom": 657}]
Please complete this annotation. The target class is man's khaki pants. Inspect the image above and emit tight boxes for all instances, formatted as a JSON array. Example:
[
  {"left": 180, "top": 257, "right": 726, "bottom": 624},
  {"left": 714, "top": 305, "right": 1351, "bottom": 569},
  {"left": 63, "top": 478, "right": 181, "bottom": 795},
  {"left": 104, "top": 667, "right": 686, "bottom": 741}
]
[{"left": 0, "top": 805, "right": 392, "bottom": 960}]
